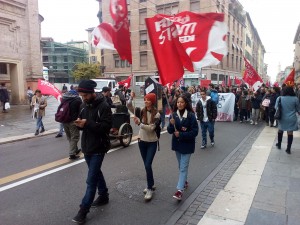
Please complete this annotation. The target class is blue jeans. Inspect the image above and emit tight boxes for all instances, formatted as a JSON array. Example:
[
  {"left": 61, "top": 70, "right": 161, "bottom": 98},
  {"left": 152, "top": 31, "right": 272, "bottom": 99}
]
[
  {"left": 36, "top": 116, "right": 44, "bottom": 130},
  {"left": 81, "top": 154, "right": 108, "bottom": 209},
  {"left": 160, "top": 105, "right": 166, "bottom": 129},
  {"left": 175, "top": 151, "right": 191, "bottom": 190},
  {"left": 138, "top": 140, "right": 157, "bottom": 189},
  {"left": 58, "top": 123, "right": 64, "bottom": 135},
  {"left": 200, "top": 121, "right": 215, "bottom": 145}
]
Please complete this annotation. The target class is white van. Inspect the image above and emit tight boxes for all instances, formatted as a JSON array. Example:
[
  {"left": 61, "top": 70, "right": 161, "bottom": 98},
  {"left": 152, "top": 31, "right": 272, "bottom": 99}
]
[{"left": 92, "top": 78, "right": 117, "bottom": 95}]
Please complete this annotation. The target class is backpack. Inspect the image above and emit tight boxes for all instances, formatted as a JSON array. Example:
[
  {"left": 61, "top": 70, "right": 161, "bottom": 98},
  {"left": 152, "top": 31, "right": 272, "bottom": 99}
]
[
  {"left": 210, "top": 91, "right": 219, "bottom": 104},
  {"left": 55, "top": 100, "right": 72, "bottom": 123}
]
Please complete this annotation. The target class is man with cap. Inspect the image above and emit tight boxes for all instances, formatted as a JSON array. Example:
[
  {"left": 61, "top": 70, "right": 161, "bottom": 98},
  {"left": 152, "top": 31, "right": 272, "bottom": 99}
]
[{"left": 72, "top": 80, "right": 112, "bottom": 223}]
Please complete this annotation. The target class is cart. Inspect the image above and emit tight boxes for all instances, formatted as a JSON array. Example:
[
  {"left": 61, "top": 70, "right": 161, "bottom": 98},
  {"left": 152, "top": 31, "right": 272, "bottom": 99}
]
[{"left": 109, "top": 106, "right": 133, "bottom": 147}]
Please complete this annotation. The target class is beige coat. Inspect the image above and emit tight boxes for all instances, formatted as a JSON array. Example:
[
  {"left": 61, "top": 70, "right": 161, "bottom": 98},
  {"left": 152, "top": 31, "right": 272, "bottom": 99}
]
[{"left": 31, "top": 95, "right": 47, "bottom": 117}]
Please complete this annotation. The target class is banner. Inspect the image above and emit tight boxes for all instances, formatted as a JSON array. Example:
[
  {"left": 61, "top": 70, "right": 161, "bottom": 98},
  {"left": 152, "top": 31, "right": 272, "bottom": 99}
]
[
  {"left": 200, "top": 79, "right": 211, "bottom": 88},
  {"left": 191, "top": 92, "right": 235, "bottom": 121},
  {"left": 243, "top": 57, "right": 263, "bottom": 91},
  {"left": 38, "top": 79, "right": 62, "bottom": 101}
]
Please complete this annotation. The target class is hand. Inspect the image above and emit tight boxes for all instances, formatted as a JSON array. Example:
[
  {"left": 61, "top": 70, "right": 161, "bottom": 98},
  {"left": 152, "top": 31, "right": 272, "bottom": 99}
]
[
  {"left": 174, "top": 131, "right": 179, "bottom": 137},
  {"left": 74, "top": 118, "right": 87, "bottom": 128},
  {"left": 133, "top": 116, "right": 140, "bottom": 125},
  {"left": 170, "top": 118, "right": 175, "bottom": 125}
]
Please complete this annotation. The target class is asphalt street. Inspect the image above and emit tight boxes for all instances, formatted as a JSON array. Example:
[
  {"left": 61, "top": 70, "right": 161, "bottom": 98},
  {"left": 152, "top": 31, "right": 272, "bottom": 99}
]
[{"left": 0, "top": 121, "right": 258, "bottom": 225}]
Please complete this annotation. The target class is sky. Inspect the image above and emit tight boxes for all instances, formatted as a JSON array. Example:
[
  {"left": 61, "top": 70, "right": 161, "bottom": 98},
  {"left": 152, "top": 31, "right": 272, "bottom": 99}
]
[{"left": 38, "top": 0, "right": 300, "bottom": 82}]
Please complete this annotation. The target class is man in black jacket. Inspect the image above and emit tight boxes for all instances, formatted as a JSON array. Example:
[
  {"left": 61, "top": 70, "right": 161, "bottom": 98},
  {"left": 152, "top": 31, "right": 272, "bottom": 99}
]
[
  {"left": 73, "top": 80, "right": 112, "bottom": 223},
  {"left": 196, "top": 90, "right": 218, "bottom": 149}
]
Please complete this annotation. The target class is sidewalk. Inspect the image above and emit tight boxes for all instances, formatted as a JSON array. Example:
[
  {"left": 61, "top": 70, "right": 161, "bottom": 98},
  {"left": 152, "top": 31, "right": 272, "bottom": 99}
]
[{"left": 197, "top": 127, "right": 300, "bottom": 225}]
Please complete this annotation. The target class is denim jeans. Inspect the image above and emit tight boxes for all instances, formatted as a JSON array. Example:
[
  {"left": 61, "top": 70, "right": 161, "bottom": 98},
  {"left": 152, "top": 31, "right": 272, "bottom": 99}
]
[
  {"left": 36, "top": 116, "right": 44, "bottom": 130},
  {"left": 160, "top": 105, "right": 166, "bottom": 129},
  {"left": 175, "top": 151, "right": 191, "bottom": 190},
  {"left": 58, "top": 123, "right": 64, "bottom": 135},
  {"left": 81, "top": 154, "right": 108, "bottom": 209},
  {"left": 138, "top": 140, "right": 157, "bottom": 189},
  {"left": 200, "top": 121, "right": 215, "bottom": 145}
]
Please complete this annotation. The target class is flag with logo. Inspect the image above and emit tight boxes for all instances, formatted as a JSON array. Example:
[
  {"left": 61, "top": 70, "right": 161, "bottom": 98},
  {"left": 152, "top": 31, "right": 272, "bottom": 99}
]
[
  {"left": 92, "top": 0, "right": 132, "bottom": 64},
  {"left": 118, "top": 74, "right": 133, "bottom": 88},
  {"left": 243, "top": 57, "right": 263, "bottom": 91},
  {"left": 234, "top": 76, "right": 242, "bottom": 85},
  {"left": 284, "top": 68, "right": 295, "bottom": 86},
  {"left": 146, "top": 12, "right": 228, "bottom": 86},
  {"left": 38, "top": 79, "right": 62, "bottom": 101}
]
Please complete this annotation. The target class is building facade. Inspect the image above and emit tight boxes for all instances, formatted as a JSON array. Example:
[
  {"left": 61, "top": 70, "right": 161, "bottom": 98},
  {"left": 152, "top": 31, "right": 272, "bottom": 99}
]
[
  {"left": 96, "top": 0, "right": 265, "bottom": 92},
  {"left": 0, "top": 0, "right": 43, "bottom": 103},
  {"left": 41, "top": 38, "right": 88, "bottom": 84},
  {"left": 293, "top": 23, "right": 300, "bottom": 83}
]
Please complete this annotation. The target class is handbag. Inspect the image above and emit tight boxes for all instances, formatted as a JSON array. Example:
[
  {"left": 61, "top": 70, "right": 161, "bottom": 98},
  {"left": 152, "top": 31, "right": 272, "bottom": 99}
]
[
  {"left": 262, "top": 98, "right": 270, "bottom": 107},
  {"left": 4, "top": 102, "right": 10, "bottom": 110},
  {"left": 274, "top": 97, "right": 281, "bottom": 120}
]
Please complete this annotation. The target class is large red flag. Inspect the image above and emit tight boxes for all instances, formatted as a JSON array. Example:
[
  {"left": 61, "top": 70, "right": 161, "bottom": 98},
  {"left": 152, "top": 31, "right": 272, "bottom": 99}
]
[
  {"left": 284, "top": 68, "right": 295, "bottom": 86},
  {"left": 38, "top": 79, "right": 62, "bottom": 101},
  {"left": 92, "top": 0, "right": 132, "bottom": 64},
  {"left": 243, "top": 57, "right": 263, "bottom": 91},
  {"left": 118, "top": 74, "right": 133, "bottom": 88},
  {"left": 146, "top": 12, "right": 228, "bottom": 86}
]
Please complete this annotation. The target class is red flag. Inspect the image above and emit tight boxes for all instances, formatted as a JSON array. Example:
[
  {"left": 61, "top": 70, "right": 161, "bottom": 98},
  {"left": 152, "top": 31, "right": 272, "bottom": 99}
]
[
  {"left": 200, "top": 79, "right": 211, "bottom": 88},
  {"left": 266, "top": 80, "right": 270, "bottom": 87},
  {"left": 92, "top": 0, "right": 132, "bottom": 64},
  {"left": 146, "top": 12, "right": 228, "bottom": 86},
  {"left": 243, "top": 57, "right": 263, "bottom": 91},
  {"left": 284, "top": 68, "right": 295, "bottom": 86},
  {"left": 273, "top": 81, "right": 279, "bottom": 87},
  {"left": 38, "top": 79, "right": 62, "bottom": 101},
  {"left": 234, "top": 76, "right": 242, "bottom": 85},
  {"left": 227, "top": 76, "right": 231, "bottom": 87},
  {"left": 118, "top": 74, "right": 132, "bottom": 88}
]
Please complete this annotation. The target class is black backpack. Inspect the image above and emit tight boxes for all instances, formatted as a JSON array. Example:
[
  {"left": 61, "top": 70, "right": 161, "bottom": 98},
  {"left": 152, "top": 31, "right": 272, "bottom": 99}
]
[{"left": 55, "top": 100, "right": 72, "bottom": 123}]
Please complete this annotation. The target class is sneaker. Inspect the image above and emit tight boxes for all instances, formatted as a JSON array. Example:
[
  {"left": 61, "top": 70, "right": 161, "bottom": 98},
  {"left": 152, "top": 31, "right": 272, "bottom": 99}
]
[
  {"left": 143, "top": 186, "right": 156, "bottom": 194},
  {"left": 75, "top": 149, "right": 81, "bottom": 155},
  {"left": 254, "top": 122, "right": 258, "bottom": 125},
  {"left": 34, "top": 130, "right": 39, "bottom": 136},
  {"left": 40, "top": 127, "right": 45, "bottom": 133},
  {"left": 173, "top": 190, "right": 183, "bottom": 201},
  {"left": 240, "top": 121, "right": 243, "bottom": 123},
  {"left": 250, "top": 122, "right": 254, "bottom": 125},
  {"left": 55, "top": 134, "right": 62, "bottom": 138},
  {"left": 200, "top": 145, "right": 206, "bottom": 149},
  {"left": 211, "top": 141, "right": 215, "bottom": 146},
  {"left": 144, "top": 189, "right": 153, "bottom": 200},
  {"left": 184, "top": 181, "right": 189, "bottom": 190},
  {"left": 72, "top": 208, "right": 89, "bottom": 223},
  {"left": 91, "top": 194, "right": 109, "bottom": 208},
  {"left": 69, "top": 155, "right": 80, "bottom": 160}
]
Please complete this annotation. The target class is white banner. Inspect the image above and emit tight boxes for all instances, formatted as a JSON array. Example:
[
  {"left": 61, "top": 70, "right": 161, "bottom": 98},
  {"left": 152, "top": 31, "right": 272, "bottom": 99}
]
[{"left": 191, "top": 92, "right": 235, "bottom": 122}]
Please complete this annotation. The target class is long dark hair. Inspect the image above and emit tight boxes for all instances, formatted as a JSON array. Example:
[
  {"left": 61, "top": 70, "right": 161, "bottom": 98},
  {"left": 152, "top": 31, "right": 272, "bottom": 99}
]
[
  {"left": 282, "top": 86, "right": 296, "bottom": 96},
  {"left": 173, "top": 95, "right": 194, "bottom": 112}
]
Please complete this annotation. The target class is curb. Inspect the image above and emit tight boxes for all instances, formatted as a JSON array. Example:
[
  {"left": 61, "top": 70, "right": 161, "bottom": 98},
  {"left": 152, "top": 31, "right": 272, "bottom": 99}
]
[{"left": 0, "top": 129, "right": 59, "bottom": 145}]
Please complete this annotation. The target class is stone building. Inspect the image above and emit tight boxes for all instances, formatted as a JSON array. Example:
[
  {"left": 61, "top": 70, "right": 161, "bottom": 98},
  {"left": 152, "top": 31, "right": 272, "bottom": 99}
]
[
  {"left": 293, "top": 23, "right": 300, "bottom": 83},
  {"left": 0, "top": 0, "right": 43, "bottom": 104}
]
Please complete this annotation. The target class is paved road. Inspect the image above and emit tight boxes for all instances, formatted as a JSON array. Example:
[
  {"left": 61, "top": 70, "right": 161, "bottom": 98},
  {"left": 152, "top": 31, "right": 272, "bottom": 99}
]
[{"left": 0, "top": 121, "right": 259, "bottom": 225}]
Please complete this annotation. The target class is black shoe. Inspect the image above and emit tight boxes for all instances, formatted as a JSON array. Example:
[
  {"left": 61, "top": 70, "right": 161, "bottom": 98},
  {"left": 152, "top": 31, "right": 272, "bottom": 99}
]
[
  {"left": 72, "top": 208, "right": 89, "bottom": 223},
  {"left": 40, "top": 127, "right": 45, "bottom": 133},
  {"left": 34, "top": 130, "right": 39, "bottom": 136},
  {"left": 69, "top": 155, "right": 80, "bottom": 160},
  {"left": 276, "top": 143, "right": 281, "bottom": 149},
  {"left": 75, "top": 149, "right": 81, "bottom": 155},
  {"left": 91, "top": 194, "right": 109, "bottom": 208},
  {"left": 286, "top": 149, "right": 291, "bottom": 154},
  {"left": 55, "top": 134, "right": 62, "bottom": 138}
]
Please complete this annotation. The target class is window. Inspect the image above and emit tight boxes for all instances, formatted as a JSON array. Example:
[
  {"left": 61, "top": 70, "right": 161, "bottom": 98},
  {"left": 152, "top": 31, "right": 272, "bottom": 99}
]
[
  {"left": 227, "top": 54, "right": 229, "bottom": 67},
  {"left": 0, "top": 63, "right": 7, "bottom": 74},
  {"left": 90, "top": 56, "right": 97, "bottom": 63},
  {"left": 91, "top": 44, "right": 95, "bottom": 54},
  {"left": 114, "top": 55, "right": 120, "bottom": 68},
  {"left": 64, "top": 65, "right": 68, "bottom": 70},
  {"left": 190, "top": 1, "right": 200, "bottom": 12},
  {"left": 140, "top": 0, "right": 146, "bottom": 2},
  {"left": 64, "top": 56, "right": 68, "bottom": 62},
  {"left": 140, "top": 31, "right": 147, "bottom": 45},
  {"left": 236, "top": 56, "right": 238, "bottom": 69},
  {"left": 140, "top": 52, "right": 147, "bottom": 67},
  {"left": 43, "top": 56, "right": 49, "bottom": 62},
  {"left": 121, "top": 60, "right": 125, "bottom": 68},
  {"left": 126, "top": 61, "right": 131, "bottom": 67},
  {"left": 157, "top": 3, "right": 178, "bottom": 15},
  {"left": 211, "top": 73, "right": 218, "bottom": 81},
  {"left": 246, "top": 35, "right": 252, "bottom": 47},
  {"left": 139, "top": 9, "right": 146, "bottom": 25},
  {"left": 53, "top": 56, "right": 57, "bottom": 62}
]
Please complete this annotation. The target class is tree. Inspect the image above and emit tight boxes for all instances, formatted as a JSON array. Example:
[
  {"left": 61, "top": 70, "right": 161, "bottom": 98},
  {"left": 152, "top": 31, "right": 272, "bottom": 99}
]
[{"left": 71, "top": 63, "right": 102, "bottom": 81}]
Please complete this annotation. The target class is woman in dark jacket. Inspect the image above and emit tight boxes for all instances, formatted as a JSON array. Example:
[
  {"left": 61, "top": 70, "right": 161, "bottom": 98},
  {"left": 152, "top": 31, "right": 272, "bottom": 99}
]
[{"left": 167, "top": 95, "right": 199, "bottom": 201}]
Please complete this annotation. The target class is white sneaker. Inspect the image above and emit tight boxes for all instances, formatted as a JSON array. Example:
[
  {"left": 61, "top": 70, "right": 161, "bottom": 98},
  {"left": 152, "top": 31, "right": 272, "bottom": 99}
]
[
  {"left": 255, "top": 122, "right": 258, "bottom": 125},
  {"left": 250, "top": 122, "right": 254, "bottom": 125},
  {"left": 144, "top": 189, "right": 153, "bottom": 200},
  {"left": 143, "top": 186, "right": 156, "bottom": 194}
]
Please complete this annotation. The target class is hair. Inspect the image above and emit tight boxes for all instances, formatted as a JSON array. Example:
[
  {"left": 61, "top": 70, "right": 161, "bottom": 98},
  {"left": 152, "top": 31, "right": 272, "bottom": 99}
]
[
  {"left": 209, "top": 83, "right": 214, "bottom": 88},
  {"left": 173, "top": 95, "right": 194, "bottom": 112},
  {"left": 243, "top": 90, "right": 248, "bottom": 96},
  {"left": 273, "top": 86, "right": 280, "bottom": 94},
  {"left": 282, "top": 86, "right": 296, "bottom": 96},
  {"left": 35, "top": 89, "right": 41, "bottom": 94},
  {"left": 141, "top": 105, "right": 158, "bottom": 125}
]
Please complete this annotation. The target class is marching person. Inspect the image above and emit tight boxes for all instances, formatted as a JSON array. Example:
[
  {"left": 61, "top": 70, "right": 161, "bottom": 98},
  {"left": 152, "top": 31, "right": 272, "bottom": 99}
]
[
  {"left": 27, "top": 86, "right": 34, "bottom": 109},
  {"left": 275, "top": 86, "right": 300, "bottom": 154},
  {"left": 167, "top": 95, "right": 198, "bottom": 201},
  {"left": 196, "top": 90, "right": 217, "bottom": 149},
  {"left": 72, "top": 80, "right": 112, "bottom": 223},
  {"left": 133, "top": 93, "right": 160, "bottom": 201},
  {"left": 0, "top": 83, "right": 9, "bottom": 113},
  {"left": 31, "top": 89, "right": 47, "bottom": 135}
]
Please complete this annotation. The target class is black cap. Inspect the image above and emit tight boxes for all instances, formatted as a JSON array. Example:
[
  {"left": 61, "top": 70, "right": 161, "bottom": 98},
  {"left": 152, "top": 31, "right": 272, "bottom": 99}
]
[
  {"left": 77, "top": 80, "right": 97, "bottom": 93},
  {"left": 102, "top": 86, "right": 111, "bottom": 92}
]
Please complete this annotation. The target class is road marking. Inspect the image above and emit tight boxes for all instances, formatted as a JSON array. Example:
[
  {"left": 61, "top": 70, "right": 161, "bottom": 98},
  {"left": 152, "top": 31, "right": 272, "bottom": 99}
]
[{"left": 0, "top": 131, "right": 167, "bottom": 192}]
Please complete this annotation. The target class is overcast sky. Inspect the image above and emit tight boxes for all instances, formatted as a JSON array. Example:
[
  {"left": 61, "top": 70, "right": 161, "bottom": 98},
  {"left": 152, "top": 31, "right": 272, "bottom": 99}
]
[{"left": 38, "top": 0, "right": 299, "bottom": 81}]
